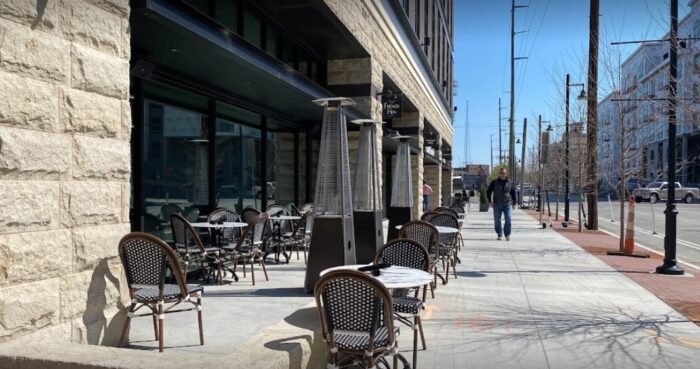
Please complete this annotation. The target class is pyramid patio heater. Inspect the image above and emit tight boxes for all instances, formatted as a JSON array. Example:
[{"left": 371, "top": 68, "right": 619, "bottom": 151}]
[
  {"left": 351, "top": 119, "right": 384, "bottom": 264},
  {"left": 304, "top": 97, "right": 357, "bottom": 293},
  {"left": 387, "top": 135, "right": 415, "bottom": 240}
]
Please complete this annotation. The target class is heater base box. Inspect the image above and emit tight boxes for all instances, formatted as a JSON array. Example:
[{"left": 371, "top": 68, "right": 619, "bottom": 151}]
[
  {"left": 304, "top": 217, "right": 356, "bottom": 293},
  {"left": 353, "top": 210, "right": 384, "bottom": 264},
  {"left": 387, "top": 207, "right": 412, "bottom": 241}
]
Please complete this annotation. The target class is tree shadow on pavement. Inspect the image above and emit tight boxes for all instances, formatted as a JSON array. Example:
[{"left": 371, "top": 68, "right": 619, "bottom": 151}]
[{"left": 424, "top": 301, "right": 696, "bottom": 369}]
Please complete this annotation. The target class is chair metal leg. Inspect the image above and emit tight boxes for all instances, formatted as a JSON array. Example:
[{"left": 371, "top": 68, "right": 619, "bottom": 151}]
[
  {"left": 250, "top": 256, "right": 256, "bottom": 286},
  {"left": 157, "top": 301, "right": 164, "bottom": 352},
  {"left": 197, "top": 296, "right": 204, "bottom": 345},
  {"left": 417, "top": 316, "right": 426, "bottom": 350},
  {"left": 413, "top": 317, "right": 418, "bottom": 369},
  {"left": 259, "top": 254, "right": 269, "bottom": 281}
]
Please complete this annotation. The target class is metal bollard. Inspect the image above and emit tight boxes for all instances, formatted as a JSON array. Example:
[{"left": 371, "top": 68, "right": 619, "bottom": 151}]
[{"left": 608, "top": 194, "right": 615, "bottom": 222}]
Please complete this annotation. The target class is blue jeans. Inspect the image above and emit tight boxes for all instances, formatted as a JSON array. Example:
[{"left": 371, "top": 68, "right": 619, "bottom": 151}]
[
  {"left": 423, "top": 195, "right": 430, "bottom": 212},
  {"left": 493, "top": 203, "right": 512, "bottom": 237}
]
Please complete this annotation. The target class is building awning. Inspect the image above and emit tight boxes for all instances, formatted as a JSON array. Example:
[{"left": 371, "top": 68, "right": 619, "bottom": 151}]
[{"left": 131, "top": 0, "right": 367, "bottom": 125}]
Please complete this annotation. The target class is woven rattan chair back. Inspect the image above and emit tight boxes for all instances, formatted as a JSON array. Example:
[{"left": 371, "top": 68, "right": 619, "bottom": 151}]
[
  {"left": 314, "top": 270, "right": 397, "bottom": 368},
  {"left": 420, "top": 211, "right": 440, "bottom": 222},
  {"left": 183, "top": 206, "right": 200, "bottom": 222},
  {"left": 119, "top": 232, "right": 188, "bottom": 299},
  {"left": 374, "top": 238, "right": 430, "bottom": 272},
  {"left": 428, "top": 213, "right": 459, "bottom": 229},
  {"left": 266, "top": 204, "right": 292, "bottom": 233},
  {"left": 398, "top": 220, "right": 439, "bottom": 255},
  {"left": 160, "top": 204, "right": 183, "bottom": 221},
  {"left": 236, "top": 212, "right": 269, "bottom": 251},
  {"left": 207, "top": 207, "right": 241, "bottom": 244},
  {"left": 449, "top": 205, "right": 465, "bottom": 214},
  {"left": 170, "top": 213, "right": 206, "bottom": 254},
  {"left": 437, "top": 207, "right": 459, "bottom": 218},
  {"left": 241, "top": 207, "right": 261, "bottom": 225}
]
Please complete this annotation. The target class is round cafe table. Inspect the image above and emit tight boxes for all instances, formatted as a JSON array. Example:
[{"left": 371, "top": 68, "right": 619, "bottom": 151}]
[{"left": 320, "top": 264, "right": 432, "bottom": 289}]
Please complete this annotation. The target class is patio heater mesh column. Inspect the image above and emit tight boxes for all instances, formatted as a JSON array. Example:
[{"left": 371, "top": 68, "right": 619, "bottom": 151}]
[
  {"left": 304, "top": 97, "right": 357, "bottom": 293},
  {"left": 351, "top": 119, "right": 384, "bottom": 263},
  {"left": 387, "top": 136, "right": 414, "bottom": 240}
]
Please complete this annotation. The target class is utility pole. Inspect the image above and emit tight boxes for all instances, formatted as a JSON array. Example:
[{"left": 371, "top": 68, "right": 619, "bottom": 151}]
[
  {"left": 490, "top": 134, "right": 494, "bottom": 170},
  {"left": 586, "top": 0, "right": 600, "bottom": 230},
  {"left": 657, "top": 0, "right": 684, "bottom": 275},
  {"left": 498, "top": 98, "right": 503, "bottom": 163},
  {"left": 509, "top": 0, "right": 527, "bottom": 177},
  {"left": 520, "top": 117, "right": 527, "bottom": 207},
  {"left": 565, "top": 73, "right": 571, "bottom": 223}
]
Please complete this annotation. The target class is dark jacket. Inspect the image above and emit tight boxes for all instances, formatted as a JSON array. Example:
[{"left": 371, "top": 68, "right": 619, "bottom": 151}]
[{"left": 487, "top": 177, "right": 516, "bottom": 206}]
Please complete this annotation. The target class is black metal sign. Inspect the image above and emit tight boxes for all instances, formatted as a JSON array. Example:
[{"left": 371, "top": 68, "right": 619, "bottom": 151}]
[{"left": 382, "top": 90, "right": 402, "bottom": 119}]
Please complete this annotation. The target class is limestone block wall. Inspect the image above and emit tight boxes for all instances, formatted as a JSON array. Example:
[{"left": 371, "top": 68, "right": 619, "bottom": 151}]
[
  {"left": 323, "top": 0, "right": 454, "bottom": 146},
  {"left": 0, "top": 0, "right": 131, "bottom": 345}
]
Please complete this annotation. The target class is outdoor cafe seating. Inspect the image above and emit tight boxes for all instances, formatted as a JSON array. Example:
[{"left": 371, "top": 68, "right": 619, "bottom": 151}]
[
  {"left": 315, "top": 270, "right": 399, "bottom": 369},
  {"left": 118, "top": 232, "right": 204, "bottom": 353}
]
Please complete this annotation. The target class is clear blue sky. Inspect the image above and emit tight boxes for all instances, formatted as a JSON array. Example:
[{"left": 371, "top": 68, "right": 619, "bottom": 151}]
[{"left": 452, "top": 0, "right": 691, "bottom": 169}]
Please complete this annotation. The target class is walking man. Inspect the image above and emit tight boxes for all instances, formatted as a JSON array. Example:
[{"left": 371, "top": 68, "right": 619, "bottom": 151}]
[
  {"left": 422, "top": 181, "right": 433, "bottom": 212},
  {"left": 487, "top": 167, "right": 516, "bottom": 240}
]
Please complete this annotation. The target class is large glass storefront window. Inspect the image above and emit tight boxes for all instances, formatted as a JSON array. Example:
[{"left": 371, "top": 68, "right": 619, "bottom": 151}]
[
  {"left": 215, "top": 118, "right": 263, "bottom": 213},
  {"left": 142, "top": 100, "right": 209, "bottom": 241}
]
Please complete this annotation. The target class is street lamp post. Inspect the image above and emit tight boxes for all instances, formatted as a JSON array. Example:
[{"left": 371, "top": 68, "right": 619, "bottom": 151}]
[
  {"left": 656, "top": 0, "right": 684, "bottom": 275},
  {"left": 564, "top": 73, "right": 586, "bottom": 225}
]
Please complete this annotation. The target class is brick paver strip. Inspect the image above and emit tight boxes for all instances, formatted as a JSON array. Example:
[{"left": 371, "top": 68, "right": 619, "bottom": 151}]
[{"left": 525, "top": 209, "right": 700, "bottom": 324}]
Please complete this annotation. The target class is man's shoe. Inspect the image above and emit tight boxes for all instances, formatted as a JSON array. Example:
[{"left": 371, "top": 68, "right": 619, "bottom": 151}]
[
  {"left": 506, "top": 236, "right": 510, "bottom": 241},
  {"left": 497, "top": 236, "right": 502, "bottom": 240}
]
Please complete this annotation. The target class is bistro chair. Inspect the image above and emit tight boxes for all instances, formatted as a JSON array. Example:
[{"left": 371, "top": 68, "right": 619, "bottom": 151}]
[
  {"left": 315, "top": 270, "right": 399, "bottom": 369},
  {"left": 207, "top": 207, "right": 242, "bottom": 247},
  {"left": 419, "top": 211, "right": 440, "bottom": 222},
  {"left": 160, "top": 204, "right": 182, "bottom": 222},
  {"left": 240, "top": 206, "right": 261, "bottom": 225},
  {"left": 283, "top": 210, "right": 313, "bottom": 263},
  {"left": 428, "top": 213, "right": 459, "bottom": 281},
  {"left": 118, "top": 232, "right": 204, "bottom": 352},
  {"left": 398, "top": 220, "right": 440, "bottom": 293},
  {"left": 374, "top": 239, "right": 430, "bottom": 368},
  {"left": 224, "top": 212, "right": 269, "bottom": 285},
  {"left": 170, "top": 214, "right": 225, "bottom": 284}
]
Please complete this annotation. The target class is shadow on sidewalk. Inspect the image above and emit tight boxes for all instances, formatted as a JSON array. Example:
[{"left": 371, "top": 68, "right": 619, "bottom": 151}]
[{"left": 204, "top": 287, "right": 307, "bottom": 298}]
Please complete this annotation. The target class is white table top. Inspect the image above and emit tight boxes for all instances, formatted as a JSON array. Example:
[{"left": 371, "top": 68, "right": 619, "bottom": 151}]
[
  {"left": 320, "top": 264, "right": 432, "bottom": 289},
  {"left": 269, "top": 215, "right": 301, "bottom": 220},
  {"left": 189, "top": 221, "right": 248, "bottom": 228},
  {"left": 435, "top": 226, "right": 459, "bottom": 234}
]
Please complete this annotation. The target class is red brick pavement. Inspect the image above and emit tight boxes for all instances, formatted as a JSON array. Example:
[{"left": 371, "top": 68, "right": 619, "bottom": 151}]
[{"left": 524, "top": 209, "right": 700, "bottom": 324}]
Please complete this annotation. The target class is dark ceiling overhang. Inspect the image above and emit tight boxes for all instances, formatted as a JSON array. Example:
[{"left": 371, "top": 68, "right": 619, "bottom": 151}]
[{"left": 131, "top": 0, "right": 367, "bottom": 126}]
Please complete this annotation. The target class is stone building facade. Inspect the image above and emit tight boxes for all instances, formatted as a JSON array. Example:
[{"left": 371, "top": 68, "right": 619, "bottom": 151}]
[{"left": 0, "top": 0, "right": 131, "bottom": 345}]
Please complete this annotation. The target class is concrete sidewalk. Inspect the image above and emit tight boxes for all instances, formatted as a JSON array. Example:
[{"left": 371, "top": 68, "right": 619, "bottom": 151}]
[
  {"left": 4, "top": 206, "right": 700, "bottom": 369},
  {"left": 417, "top": 207, "right": 700, "bottom": 369}
]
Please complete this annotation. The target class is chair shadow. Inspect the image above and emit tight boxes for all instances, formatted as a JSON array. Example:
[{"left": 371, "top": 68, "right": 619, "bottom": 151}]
[
  {"left": 204, "top": 287, "right": 307, "bottom": 298},
  {"left": 83, "top": 259, "right": 127, "bottom": 346},
  {"left": 457, "top": 271, "right": 487, "bottom": 278},
  {"left": 261, "top": 307, "right": 326, "bottom": 369}
]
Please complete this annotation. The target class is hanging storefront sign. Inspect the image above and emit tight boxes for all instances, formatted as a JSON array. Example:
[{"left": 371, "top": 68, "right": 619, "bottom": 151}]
[{"left": 382, "top": 90, "right": 402, "bottom": 119}]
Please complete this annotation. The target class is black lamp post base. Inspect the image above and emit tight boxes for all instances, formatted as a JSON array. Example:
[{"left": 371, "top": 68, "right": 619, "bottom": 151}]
[
  {"left": 353, "top": 210, "right": 384, "bottom": 264},
  {"left": 655, "top": 263, "right": 685, "bottom": 275}
]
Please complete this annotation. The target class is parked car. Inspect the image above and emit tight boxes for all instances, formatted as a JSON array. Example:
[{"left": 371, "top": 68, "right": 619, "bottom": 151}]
[{"left": 633, "top": 182, "right": 699, "bottom": 204}]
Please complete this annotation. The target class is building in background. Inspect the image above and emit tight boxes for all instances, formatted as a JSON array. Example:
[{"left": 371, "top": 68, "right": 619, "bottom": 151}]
[{"left": 598, "top": 0, "right": 700, "bottom": 192}]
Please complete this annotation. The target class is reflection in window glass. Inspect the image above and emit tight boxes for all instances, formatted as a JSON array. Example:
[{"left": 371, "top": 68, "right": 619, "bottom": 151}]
[
  {"left": 142, "top": 100, "right": 209, "bottom": 241},
  {"left": 216, "top": 118, "right": 263, "bottom": 213},
  {"left": 183, "top": 0, "right": 210, "bottom": 15},
  {"left": 243, "top": 10, "right": 262, "bottom": 48},
  {"left": 215, "top": 0, "right": 239, "bottom": 33},
  {"left": 266, "top": 26, "right": 280, "bottom": 58}
]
